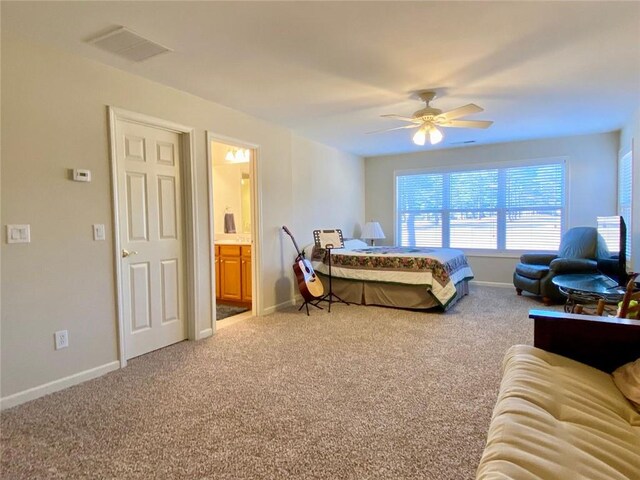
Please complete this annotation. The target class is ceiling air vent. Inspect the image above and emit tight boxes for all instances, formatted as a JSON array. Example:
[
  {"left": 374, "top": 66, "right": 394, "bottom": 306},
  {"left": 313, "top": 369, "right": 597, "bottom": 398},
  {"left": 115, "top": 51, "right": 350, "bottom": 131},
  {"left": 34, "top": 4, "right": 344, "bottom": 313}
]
[{"left": 89, "top": 27, "right": 171, "bottom": 62}]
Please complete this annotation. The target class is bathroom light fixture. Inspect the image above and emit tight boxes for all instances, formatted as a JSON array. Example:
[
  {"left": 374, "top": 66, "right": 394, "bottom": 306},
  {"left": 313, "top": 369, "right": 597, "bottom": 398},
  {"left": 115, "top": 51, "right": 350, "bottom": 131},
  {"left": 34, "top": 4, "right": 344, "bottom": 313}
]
[{"left": 225, "top": 148, "right": 250, "bottom": 163}]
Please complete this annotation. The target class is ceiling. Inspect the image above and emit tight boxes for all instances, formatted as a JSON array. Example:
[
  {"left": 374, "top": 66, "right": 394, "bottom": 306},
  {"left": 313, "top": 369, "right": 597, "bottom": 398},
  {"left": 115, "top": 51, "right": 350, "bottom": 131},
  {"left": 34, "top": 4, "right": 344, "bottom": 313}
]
[{"left": 3, "top": 1, "right": 639, "bottom": 157}]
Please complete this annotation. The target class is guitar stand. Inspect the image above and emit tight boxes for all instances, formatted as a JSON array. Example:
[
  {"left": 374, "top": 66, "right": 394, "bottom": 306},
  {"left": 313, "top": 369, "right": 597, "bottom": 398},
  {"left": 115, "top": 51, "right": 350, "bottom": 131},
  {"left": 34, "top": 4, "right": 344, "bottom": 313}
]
[
  {"left": 298, "top": 298, "right": 323, "bottom": 316},
  {"left": 293, "top": 253, "right": 323, "bottom": 316},
  {"left": 315, "top": 246, "right": 349, "bottom": 313}
]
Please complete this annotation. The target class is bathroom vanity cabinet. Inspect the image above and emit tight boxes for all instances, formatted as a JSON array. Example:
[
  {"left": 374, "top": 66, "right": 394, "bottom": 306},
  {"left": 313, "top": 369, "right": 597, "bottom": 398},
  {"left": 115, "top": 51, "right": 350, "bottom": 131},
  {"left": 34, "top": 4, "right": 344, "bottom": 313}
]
[{"left": 215, "top": 244, "right": 251, "bottom": 305}]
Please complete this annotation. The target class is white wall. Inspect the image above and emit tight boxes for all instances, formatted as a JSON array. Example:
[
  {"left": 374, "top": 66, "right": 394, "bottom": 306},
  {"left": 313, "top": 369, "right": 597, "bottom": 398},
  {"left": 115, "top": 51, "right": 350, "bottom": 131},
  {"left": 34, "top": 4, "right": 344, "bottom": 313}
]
[
  {"left": 0, "top": 34, "right": 364, "bottom": 402},
  {"left": 365, "top": 133, "right": 619, "bottom": 284},
  {"left": 291, "top": 134, "right": 365, "bottom": 249},
  {"left": 620, "top": 106, "right": 640, "bottom": 273}
]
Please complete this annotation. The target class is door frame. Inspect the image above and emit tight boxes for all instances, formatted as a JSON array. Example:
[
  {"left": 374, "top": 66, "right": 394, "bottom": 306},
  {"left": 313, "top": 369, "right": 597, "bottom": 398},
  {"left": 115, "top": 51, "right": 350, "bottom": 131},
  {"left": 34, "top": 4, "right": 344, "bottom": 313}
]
[
  {"left": 206, "top": 131, "right": 262, "bottom": 329},
  {"left": 108, "top": 107, "right": 199, "bottom": 368}
]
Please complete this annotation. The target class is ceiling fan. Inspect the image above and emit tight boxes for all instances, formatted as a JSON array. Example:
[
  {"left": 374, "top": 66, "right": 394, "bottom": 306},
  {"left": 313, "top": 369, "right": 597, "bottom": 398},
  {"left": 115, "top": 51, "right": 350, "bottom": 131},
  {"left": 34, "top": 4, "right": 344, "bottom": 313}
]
[{"left": 369, "top": 91, "right": 493, "bottom": 146}]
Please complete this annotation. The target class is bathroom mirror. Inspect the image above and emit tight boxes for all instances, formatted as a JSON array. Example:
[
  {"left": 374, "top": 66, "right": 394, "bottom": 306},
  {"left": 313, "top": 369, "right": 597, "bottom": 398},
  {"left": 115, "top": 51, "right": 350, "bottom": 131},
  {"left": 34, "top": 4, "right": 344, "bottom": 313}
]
[{"left": 211, "top": 141, "right": 252, "bottom": 239}]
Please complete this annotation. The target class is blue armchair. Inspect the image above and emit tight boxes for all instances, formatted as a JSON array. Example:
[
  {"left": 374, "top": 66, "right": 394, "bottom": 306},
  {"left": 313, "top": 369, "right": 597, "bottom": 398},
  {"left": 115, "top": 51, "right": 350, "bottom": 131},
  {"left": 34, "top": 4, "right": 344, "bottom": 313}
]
[{"left": 513, "top": 226, "right": 609, "bottom": 305}]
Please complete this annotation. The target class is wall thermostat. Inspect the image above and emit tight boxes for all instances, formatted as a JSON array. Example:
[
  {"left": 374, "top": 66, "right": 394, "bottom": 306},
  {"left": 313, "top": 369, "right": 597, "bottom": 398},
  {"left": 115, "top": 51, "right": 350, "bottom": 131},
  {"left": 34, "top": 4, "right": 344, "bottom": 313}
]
[{"left": 73, "top": 169, "right": 91, "bottom": 182}]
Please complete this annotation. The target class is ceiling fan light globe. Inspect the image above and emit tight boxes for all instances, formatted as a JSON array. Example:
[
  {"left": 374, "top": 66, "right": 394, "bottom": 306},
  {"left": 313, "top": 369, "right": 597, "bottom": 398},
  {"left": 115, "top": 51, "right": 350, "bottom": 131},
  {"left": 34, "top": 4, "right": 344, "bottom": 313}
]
[
  {"left": 412, "top": 129, "right": 426, "bottom": 146},
  {"left": 429, "top": 126, "right": 443, "bottom": 144}
]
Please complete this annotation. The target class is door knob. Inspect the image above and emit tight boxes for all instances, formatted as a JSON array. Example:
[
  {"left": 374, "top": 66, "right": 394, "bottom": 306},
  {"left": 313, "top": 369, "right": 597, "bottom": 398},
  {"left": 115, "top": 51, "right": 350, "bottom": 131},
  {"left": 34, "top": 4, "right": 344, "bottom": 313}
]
[{"left": 122, "top": 249, "right": 138, "bottom": 258}]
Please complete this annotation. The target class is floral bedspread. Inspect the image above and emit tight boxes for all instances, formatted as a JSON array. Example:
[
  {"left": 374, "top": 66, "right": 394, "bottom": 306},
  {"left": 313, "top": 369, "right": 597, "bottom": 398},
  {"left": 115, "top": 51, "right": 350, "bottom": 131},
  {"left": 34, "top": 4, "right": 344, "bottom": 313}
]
[{"left": 311, "top": 246, "right": 474, "bottom": 307}]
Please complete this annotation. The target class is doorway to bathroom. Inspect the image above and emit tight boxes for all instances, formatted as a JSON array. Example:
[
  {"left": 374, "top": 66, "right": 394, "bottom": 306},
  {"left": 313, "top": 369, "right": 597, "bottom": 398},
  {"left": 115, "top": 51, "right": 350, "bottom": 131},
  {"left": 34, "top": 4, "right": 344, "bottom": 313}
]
[{"left": 209, "top": 137, "right": 257, "bottom": 324}]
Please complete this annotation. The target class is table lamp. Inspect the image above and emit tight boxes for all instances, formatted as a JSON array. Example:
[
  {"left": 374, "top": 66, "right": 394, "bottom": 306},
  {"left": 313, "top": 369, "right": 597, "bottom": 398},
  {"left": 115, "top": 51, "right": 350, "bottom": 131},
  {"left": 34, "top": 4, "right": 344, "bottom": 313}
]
[{"left": 361, "top": 221, "right": 385, "bottom": 246}]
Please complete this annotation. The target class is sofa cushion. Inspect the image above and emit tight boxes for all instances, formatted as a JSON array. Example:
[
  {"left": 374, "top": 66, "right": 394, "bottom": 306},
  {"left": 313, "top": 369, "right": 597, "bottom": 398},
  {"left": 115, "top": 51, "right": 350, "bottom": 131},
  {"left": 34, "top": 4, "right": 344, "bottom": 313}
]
[
  {"left": 558, "top": 226, "right": 597, "bottom": 259},
  {"left": 513, "top": 273, "right": 541, "bottom": 295},
  {"left": 477, "top": 345, "right": 640, "bottom": 480},
  {"left": 515, "top": 263, "right": 550, "bottom": 280},
  {"left": 549, "top": 257, "right": 598, "bottom": 274},
  {"left": 519, "top": 252, "right": 558, "bottom": 265},
  {"left": 613, "top": 358, "right": 640, "bottom": 410}
]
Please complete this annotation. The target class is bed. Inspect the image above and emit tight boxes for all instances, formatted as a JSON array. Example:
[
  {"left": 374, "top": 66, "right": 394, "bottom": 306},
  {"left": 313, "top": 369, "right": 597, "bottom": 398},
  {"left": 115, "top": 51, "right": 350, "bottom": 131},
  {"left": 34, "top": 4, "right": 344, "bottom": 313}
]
[{"left": 307, "top": 239, "right": 474, "bottom": 311}]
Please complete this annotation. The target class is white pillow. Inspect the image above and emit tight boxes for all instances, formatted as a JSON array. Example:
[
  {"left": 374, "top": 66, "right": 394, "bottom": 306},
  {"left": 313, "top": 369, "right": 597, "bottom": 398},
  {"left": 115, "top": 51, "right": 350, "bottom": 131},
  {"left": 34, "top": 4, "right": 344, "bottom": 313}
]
[
  {"left": 341, "top": 239, "right": 368, "bottom": 250},
  {"left": 612, "top": 358, "right": 640, "bottom": 410}
]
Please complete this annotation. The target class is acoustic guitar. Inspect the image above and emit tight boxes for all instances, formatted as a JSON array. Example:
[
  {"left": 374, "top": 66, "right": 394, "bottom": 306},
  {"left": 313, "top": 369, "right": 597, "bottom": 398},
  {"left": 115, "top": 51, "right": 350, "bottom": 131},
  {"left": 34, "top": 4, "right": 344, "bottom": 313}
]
[{"left": 282, "top": 226, "right": 324, "bottom": 301}]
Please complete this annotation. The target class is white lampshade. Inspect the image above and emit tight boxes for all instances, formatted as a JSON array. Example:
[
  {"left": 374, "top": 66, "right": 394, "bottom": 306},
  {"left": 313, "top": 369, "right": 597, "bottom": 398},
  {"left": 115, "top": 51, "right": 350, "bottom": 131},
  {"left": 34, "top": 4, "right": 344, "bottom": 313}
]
[{"left": 361, "top": 221, "right": 385, "bottom": 245}]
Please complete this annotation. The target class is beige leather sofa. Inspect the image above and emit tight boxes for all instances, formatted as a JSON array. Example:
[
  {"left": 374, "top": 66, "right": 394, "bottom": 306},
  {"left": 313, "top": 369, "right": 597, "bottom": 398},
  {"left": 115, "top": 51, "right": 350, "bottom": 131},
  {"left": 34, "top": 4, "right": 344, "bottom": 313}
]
[{"left": 477, "top": 344, "right": 640, "bottom": 480}]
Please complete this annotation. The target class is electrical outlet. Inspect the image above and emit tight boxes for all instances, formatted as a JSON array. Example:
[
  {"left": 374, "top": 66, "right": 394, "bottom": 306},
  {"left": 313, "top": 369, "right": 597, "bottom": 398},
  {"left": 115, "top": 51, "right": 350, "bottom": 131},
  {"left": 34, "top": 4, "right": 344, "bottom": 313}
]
[{"left": 54, "top": 330, "right": 69, "bottom": 350}]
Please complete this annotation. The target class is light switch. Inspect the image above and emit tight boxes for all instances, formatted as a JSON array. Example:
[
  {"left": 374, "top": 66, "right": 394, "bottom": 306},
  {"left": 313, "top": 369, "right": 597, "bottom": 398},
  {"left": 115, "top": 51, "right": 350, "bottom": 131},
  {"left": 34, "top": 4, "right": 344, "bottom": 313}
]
[
  {"left": 7, "top": 224, "right": 31, "bottom": 244},
  {"left": 93, "top": 224, "right": 106, "bottom": 241}
]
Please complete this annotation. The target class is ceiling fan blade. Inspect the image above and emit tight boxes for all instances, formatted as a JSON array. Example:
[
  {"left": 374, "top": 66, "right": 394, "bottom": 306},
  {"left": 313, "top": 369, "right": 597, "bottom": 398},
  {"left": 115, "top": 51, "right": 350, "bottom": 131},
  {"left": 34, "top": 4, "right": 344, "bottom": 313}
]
[
  {"left": 441, "top": 119, "right": 493, "bottom": 129},
  {"left": 437, "top": 104, "right": 484, "bottom": 120},
  {"left": 366, "top": 124, "right": 421, "bottom": 135},
  {"left": 380, "top": 114, "right": 420, "bottom": 123}
]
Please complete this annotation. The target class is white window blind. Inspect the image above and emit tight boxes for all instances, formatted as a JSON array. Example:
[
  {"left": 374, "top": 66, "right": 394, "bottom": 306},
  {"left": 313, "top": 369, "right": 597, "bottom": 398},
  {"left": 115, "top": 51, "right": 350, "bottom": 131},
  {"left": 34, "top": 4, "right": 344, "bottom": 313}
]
[
  {"left": 397, "top": 173, "right": 443, "bottom": 247},
  {"left": 618, "top": 150, "right": 633, "bottom": 267},
  {"left": 505, "top": 164, "right": 564, "bottom": 250},
  {"left": 449, "top": 169, "right": 498, "bottom": 249},
  {"left": 396, "top": 160, "right": 565, "bottom": 251}
]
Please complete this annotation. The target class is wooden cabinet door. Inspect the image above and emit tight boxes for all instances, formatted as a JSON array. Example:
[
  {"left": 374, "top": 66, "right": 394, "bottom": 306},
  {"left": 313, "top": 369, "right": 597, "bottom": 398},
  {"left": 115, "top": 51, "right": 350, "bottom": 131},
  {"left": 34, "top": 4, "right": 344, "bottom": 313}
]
[
  {"left": 215, "top": 246, "right": 220, "bottom": 299},
  {"left": 220, "top": 256, "right": 242, "bottom": 301},
  {"left": 241, "top": 257, "right": 252, "bottom": 302},
  {"left": 241, "top": 245, "right": 252, "bottom": 303}
]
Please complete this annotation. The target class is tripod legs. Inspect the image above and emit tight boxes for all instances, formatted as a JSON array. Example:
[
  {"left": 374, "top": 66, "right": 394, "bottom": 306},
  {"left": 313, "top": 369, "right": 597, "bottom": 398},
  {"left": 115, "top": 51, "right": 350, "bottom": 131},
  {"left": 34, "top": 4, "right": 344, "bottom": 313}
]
[
  {"left": 296, "top": 245, "right": 348, "bottom": 315},
  {"left": 315, "top": 246, "right": 349, "bottom": 312},
  {"left": 298, "top": 299, "right": 323, "bottom": 316},
  {"left": 316, "top": 290, "right": 349, "bottom": 312}
]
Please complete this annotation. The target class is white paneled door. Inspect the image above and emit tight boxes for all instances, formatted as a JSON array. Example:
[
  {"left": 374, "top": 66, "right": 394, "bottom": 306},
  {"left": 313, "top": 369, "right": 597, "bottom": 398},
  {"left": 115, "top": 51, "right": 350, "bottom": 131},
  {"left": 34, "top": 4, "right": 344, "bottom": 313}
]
[{"left": 115, "top": 120, "right": 186, "bottom": 359}]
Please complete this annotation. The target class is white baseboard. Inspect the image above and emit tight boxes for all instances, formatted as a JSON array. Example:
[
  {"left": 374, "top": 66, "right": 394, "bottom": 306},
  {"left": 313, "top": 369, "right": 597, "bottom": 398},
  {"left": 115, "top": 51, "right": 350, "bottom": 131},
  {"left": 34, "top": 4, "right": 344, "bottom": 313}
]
[
  {"left": 470, "top": 280, "right": 513, "bottom": 289},
  {"left": 1, "top": 360, "right": 120, "bottom": 411},
  {"left": 198, "top": 328, "right": 213, "bottom": 339},
  {"left": 261, "top": 298, "right": 297, "bottom": 315}
]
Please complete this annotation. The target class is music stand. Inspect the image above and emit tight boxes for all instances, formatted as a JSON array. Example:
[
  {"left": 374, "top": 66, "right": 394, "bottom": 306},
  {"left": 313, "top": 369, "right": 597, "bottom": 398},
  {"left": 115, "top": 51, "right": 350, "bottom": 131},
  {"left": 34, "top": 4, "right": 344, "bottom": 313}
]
[{"left": 313, "top": 229, "right": 350, "bottom": 312}]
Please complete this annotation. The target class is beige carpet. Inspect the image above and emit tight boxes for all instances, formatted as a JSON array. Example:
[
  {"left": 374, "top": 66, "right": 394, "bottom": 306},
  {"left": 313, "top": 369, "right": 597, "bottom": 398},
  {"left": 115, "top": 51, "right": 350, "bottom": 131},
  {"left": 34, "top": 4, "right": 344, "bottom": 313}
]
[{"left": 1, "top": 286, "right": 555, "bottom": 479}]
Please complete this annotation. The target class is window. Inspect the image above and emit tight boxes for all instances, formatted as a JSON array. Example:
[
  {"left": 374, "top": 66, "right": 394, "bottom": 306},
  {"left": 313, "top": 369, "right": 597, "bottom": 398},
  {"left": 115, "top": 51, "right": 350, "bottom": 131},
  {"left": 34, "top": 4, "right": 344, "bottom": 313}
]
[
  {"left": 618, "top": 150, "right": 633, "bottom": 267},
  {"left": 396, "top": 160, "right": 565, "bottom": 252}
]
